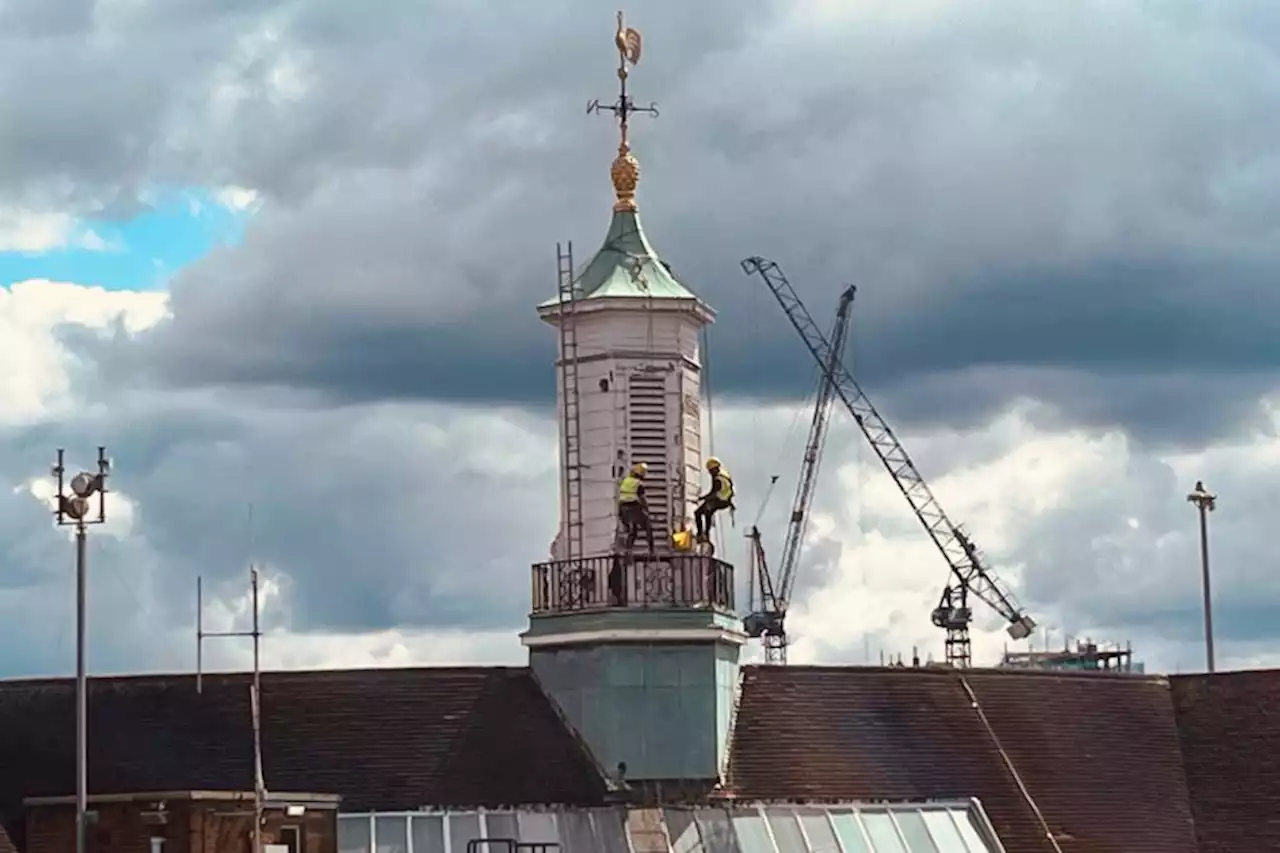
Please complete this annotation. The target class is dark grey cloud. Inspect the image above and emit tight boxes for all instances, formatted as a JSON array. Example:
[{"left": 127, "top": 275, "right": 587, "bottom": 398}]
[
  {"left": 0, "top": 389, "right": 560, "bottom": 677},
  {"left": 7, "top": 0, "right": 1280, "bottom": 678},
  {"left": 39, "top": 0, "right": 1275, "bottom": 448}
]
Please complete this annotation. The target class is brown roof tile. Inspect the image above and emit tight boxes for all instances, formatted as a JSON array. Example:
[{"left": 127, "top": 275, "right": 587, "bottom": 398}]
[
  {"left": 1170, "top": 669, "right": 1280, "bottom": 853},
  {"left": 0, "top": 666, "right": 608, "bottom": 821},
  {"left": 726, "top": 665, "right": 1202, "bottom": 853},
  {"left": 964, "top": 669, "right": 1197, "bottom": 853}
]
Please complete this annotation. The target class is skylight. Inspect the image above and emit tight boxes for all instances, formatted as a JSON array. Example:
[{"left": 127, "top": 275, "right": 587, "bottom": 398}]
[{"left": 337, "top": 801, "right": 1004, "bottom": 853}]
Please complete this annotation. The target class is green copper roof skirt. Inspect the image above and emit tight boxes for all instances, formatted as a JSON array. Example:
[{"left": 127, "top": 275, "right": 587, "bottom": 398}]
[{"left": 539, "top": 208, "right": 700, "bottom": 308}]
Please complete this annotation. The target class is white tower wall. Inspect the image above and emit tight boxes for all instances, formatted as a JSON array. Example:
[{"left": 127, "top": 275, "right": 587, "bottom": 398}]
[{"left": 546, "top": 303, "right": 710, "bottom": 559}]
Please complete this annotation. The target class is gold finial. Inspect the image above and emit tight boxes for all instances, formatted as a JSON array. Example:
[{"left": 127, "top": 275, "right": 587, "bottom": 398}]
[{"left": 588, "top": 11, "right": 658, "bottom": 212}]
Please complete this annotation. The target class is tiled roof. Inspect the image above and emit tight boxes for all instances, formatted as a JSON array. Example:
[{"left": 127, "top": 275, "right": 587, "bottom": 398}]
[
  {"left": 726, "top": 665, "right": 1202, "bottom": 853},
  {"left": 0, "top": 666, "right": 609, "bottom": 823},
  {"left": 2, "top": 661, "right": 1278, "bottom": 853},
  {"left": 1170, "top": 670, "right": 1280, "bottom": 853}
]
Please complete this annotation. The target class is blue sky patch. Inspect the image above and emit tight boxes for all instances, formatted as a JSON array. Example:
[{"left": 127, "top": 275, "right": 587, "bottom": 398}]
[{"left": 0, "top": 187, "right": 258, "bottom": 292}]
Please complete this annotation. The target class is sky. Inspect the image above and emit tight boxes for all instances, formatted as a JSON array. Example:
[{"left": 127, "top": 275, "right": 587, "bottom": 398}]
[{"left": 2, "top": 0, "right": 1279, "bottom": 679}]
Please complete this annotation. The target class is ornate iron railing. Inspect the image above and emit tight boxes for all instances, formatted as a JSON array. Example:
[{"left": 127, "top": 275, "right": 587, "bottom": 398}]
[{"left": 530, "top": 554, "right": 735, "bottom": 615}]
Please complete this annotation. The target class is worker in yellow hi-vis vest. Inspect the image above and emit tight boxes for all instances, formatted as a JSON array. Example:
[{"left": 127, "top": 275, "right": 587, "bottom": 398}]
[
  {"left": 617, "top": 461, "right": 655, "bottom": 556},
  {"left": 694, "top": 457, "right": 735, "bottom": 543}
]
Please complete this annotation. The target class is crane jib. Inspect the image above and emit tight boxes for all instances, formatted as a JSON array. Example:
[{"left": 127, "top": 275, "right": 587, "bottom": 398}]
[{"left": 739, "top": 257, "right": 1035, "bottom": 654}]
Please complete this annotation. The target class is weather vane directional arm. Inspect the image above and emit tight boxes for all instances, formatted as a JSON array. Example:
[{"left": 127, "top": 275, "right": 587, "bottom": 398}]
[{"left": 586, "top": 10, "right": 658, "bottom": 153}]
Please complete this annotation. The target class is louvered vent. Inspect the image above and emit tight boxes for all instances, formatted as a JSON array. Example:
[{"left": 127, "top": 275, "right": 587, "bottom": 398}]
[{"left": 627, "top": 372, "right": 670, "bottom": 539}]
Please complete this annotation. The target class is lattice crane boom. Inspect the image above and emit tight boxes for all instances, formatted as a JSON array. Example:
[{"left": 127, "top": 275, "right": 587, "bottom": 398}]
[
  {"left": 776, "top": 284, "right": 856, "bottom": 608},
  {"left": 740, "top": 256, "right": 1037, "bottom": 667},
  {"left": 743, "top": 288, "right": 854, "bottom": 665}
]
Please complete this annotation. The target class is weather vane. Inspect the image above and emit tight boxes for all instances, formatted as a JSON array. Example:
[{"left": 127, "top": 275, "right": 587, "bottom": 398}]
[{"left": 587, "top": 11, "right": 659, "bottom": 211}]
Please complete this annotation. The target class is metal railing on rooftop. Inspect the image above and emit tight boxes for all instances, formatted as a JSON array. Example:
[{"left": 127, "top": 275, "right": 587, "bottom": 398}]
[{"left": 530, "top": 554, "right": 734, "bottom": 615}]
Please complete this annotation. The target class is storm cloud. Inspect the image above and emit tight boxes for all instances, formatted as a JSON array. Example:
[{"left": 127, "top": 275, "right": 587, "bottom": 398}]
[{"left": 2, "top": 0, "right": 1280, "bottom": 678}]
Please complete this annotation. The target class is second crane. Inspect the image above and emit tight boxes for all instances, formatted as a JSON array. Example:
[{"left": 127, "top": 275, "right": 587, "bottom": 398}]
[{"left": 741, "top": 256, "right": 1037, "bottom": 668}]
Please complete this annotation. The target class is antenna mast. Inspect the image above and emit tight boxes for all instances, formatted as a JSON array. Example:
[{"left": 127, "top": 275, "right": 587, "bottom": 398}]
[{"left": 195, "top": 565, "right": 265, "bottom": 853}]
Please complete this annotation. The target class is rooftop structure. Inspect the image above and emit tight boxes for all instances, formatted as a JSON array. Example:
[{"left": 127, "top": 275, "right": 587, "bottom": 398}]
[
  {"left": 999, "top": 640, "right": 1144, "bottom": 674},
  {"left": 1, "top": 665, "right": 1279, "bottom": 852},
  {"left": 522, "top": 11, "right": 742, "bottom": 785}
]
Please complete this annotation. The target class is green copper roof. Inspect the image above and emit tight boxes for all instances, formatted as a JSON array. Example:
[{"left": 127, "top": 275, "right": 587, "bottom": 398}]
[{"left": 539, "top": 208, "right": 699, "bottom": 308}]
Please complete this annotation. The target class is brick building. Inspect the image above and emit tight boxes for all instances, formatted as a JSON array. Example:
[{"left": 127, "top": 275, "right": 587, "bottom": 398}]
[{"left": 19, "top": 791, "right": 337, "bottom": 853}]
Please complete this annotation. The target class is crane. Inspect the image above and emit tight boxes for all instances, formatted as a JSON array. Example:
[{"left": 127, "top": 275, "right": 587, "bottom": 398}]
[
  {"left": 740, "top": 256, "right": 1037, "bottom": 668},
  {"left": 742, "top": 284, "right": 857, "bottom": 664}
]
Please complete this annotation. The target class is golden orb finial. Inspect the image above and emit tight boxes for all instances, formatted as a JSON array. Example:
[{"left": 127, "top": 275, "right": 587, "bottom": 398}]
[{"left": 611, "top": 145, "right": 640, "bottom": 212}]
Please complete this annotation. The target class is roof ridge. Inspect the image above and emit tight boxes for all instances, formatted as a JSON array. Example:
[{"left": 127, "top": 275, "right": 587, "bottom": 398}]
[{"left": 0, "top": 665, "right": 529, "bottom": 690}]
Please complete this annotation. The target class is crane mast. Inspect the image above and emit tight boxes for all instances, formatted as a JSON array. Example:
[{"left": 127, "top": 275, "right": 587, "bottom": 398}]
[
  {"left": 743, "top": 286, "right": 855, "bottom": 664},
  {"left": 740, "top": 256, "right": 1037, "bottom": 668},
  {"left": 774, "top": 285, "right": 856, "bottom": 662}
]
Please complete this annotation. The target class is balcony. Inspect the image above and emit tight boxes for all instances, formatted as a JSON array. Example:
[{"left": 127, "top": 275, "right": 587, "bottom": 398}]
[{"left": 530, "top": 554, "right": 735, "bottom": 615}]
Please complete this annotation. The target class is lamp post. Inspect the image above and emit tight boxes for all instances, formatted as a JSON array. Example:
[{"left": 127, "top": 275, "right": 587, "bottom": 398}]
[
  {"left": 51, "top": 447, "right": 110, "bottom": 853},
  {"left": 1186, "top": 480, "right": 1217, "bottom": 674}
]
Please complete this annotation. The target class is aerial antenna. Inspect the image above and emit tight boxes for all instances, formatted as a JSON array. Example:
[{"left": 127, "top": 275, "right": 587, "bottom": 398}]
[{"left": 195, "top": 561, "right": 265, "bottom": 853}]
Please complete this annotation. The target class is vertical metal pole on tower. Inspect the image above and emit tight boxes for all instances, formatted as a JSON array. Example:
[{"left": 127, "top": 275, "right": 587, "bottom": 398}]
[{"left": 1186, "top": 481, "right": 1217, "bottom": 673}]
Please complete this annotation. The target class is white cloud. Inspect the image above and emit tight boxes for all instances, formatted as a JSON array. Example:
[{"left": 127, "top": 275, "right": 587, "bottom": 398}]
[
  {"left": 0, "top": 209, "right": 124, "bottom": 253},
  {"left": 1, "top": 278, "right": 1275, "bottom": 679},
  {"left": 0, "top": 280, "right": 168, "bottom": 425}
]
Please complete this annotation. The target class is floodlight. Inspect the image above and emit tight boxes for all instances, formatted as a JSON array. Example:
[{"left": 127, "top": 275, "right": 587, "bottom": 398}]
[
  {"left": 62, "top": 495, "right": 90, "bottom": 520},
  {"left": 70, "top": 472, "right": 98, "bottom": 498}
]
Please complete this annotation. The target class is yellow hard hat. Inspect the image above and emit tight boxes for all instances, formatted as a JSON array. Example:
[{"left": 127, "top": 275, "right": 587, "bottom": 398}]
[
  {"left": 672, "top": 529, "right": 694, "bottom": 551},
  {"left": 705, "top": 456, "right": 721, "bottom": 471},
  {"left": 631, "top": 462, "right": 648, "bottom": 476}
]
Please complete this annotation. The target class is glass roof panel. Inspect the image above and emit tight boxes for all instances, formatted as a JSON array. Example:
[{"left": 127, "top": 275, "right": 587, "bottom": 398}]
[
  {"left": 732, "top": 810, "right": 777, "bottom": 853},
  {"left": 919, "top": 812, "right": 973, "bottom": 853},
  {"left": 949, "top": 809, "right": 996, "bottom": 853},
  {"left": 796, "top": 809, "right": 840, "bottom": 853},
  {"left": 485, "top": 813, "right": 520, "bottom": 845},
  {"left": 860, "top": 812, "right": 907, "bottom": 853},
  {"left": 695, "top": 808, "right": 743, "bottom": 853},
  {"left": 828, "top": 812, "right": 872, "bottom": 853},
  {"left": 514, "top": 812, "right": 559, "bottom": 846},
  {"left": 411, "top": 816, "right": 446, "bottom": 853},
  {"left": 557, "top": 811, "right": 596, "bottom": 853},
  {"left": 667, "top": 809, "right": 705, "bottom": 853},
  {"left": 374, "top": 815, "right": 409, "bottom": 853},
  {"left": 333, "top": 803, "right": 1004, "bottom": 853},
  {"left": 764, "top": 808, "right": 807, "bottom": 853},
  {"left": 338, "top": 818, "right": 369, "bottom": 853},
  {"left": 890, "top": 812, "right": 939, "bottom": 853}
]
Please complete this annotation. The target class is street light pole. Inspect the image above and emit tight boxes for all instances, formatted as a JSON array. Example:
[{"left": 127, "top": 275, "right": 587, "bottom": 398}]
[
  {"left": 52, "top": 448, "right": 110, "bottom": 853},
  {"left": 1186, "top": 480, "right": 1217, "bottom": 674}
]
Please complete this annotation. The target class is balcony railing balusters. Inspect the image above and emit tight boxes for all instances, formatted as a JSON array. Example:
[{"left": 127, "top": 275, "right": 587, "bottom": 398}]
[{"left": 530, "top": 555, "right": 735, "bottom": 615}]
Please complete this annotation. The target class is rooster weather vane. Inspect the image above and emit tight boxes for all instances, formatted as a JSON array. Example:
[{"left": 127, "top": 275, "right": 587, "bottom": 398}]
[{"left": 587, "top": 11, "right": 659, "bottom": 156}]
